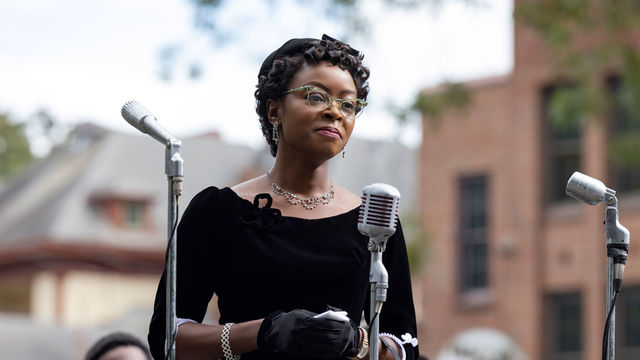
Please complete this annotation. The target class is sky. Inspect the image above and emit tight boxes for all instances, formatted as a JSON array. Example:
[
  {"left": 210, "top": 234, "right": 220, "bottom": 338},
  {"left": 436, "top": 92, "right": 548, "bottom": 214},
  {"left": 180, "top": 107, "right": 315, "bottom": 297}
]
[{"left": 0, "top": 0, "right": 513, "bottom": 156}]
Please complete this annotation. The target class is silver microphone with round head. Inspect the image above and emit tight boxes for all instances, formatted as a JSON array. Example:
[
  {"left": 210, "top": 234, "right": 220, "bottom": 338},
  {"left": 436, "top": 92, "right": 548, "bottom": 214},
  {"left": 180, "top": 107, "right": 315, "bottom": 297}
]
[
  {"left": 566, "top": 171, "right": 615, "bottom": 205},
  {"left": 121, "top": 100, "right": 176, "bottom": 145},
  {"left": 359, "top": 183, "right": 400, "bottom": 360},
  {"left": 565, "top": 171, "right": 630, "bottom": 359},
  {"left": 358, "top": 183, "right": 400, "bottom": 244}
]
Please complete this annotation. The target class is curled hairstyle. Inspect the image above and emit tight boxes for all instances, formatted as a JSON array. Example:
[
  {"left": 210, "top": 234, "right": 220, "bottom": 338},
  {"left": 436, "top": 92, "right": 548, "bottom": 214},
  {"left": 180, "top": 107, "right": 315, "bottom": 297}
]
[
  {"left": 84, "top": 332, "right": 152, "bottom": 360},
  {"left": 255, "top": 36, "right": 370, "bottom": 156}
]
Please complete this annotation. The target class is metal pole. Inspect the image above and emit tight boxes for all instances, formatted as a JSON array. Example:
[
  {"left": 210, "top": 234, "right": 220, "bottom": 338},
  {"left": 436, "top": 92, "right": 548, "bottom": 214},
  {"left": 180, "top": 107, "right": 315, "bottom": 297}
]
[
  {"left": 564, "top": 173, "right": 630, "bottom": 360},
  {"left": 369, "top": 253, "right": 380, "bottom": 360},
  {"left": 369, "top": 247, "right": 388, "bottom": 360},
  {"left": 604, "top": 193, "right": 630, "bottom": 360},
  {"left": 164, "top": 141, "right": 183, "bottom": 360},
  {"left": 369, "top": 282, "right": 379, "bottom": 360},
  {"left": 165, "top": 179, "right": 177, "bottom": 360},
  {"left": 606, "top": 257, "right": 615, "bottom": 360}
]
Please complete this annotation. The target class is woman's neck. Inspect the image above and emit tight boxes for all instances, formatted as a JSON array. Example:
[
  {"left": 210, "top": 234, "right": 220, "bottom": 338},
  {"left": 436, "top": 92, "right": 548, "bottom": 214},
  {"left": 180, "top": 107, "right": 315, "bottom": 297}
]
[{"left": 268, "top": 152, "right": 332, "bottom": 198}]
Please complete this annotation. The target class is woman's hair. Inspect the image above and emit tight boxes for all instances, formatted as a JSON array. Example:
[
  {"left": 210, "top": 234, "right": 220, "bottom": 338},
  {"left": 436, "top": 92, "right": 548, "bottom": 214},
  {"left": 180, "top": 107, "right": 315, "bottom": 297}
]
[
  {"left": 255, "top": 35, "right": 370, "bottom": 156},
  {"left": 84, "top": 331, "right": 152, "bottom": 360}
]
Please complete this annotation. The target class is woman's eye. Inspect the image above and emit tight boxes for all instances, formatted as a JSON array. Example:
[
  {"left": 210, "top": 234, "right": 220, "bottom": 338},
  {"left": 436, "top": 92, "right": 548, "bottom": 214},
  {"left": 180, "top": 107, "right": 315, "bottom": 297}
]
[
  {"left": 307, "top": 91, "right": 327, "bottom": 105},
  {"left": 341, "top": 101, "right": 356, "bottom": 111}
]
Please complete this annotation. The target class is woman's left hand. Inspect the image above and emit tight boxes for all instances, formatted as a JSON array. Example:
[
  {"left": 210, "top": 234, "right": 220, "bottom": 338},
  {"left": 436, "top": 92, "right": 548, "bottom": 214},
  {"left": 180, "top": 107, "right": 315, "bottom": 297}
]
[{"left": 297, "top": 316, "right": 360, "bottom": 358}]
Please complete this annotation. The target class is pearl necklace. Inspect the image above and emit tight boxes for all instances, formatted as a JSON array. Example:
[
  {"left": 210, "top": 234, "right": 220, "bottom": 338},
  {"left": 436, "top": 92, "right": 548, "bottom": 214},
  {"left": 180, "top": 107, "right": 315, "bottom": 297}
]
[{"left": 265, "top": 172, "right": 335, "bottom": 210}]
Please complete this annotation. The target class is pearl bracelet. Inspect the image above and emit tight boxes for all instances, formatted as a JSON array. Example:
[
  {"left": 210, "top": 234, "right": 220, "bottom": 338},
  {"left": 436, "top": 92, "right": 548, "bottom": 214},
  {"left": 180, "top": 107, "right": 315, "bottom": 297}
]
[{"left": 221, "top": 323, "right": 241, "bottom": 360}]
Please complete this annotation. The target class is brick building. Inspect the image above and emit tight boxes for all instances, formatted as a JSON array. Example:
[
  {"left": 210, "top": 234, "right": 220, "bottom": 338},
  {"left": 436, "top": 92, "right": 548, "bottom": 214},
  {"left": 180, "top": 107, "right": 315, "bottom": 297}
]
[{"left": 416, "top": 4, "right": 640, "bottom": 360}]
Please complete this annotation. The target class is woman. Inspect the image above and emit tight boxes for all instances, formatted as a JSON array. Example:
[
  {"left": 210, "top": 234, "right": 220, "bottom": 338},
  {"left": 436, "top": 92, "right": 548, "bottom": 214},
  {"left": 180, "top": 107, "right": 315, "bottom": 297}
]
[{"left": 148, "top": 34, "right": 419, "bottom": 360}]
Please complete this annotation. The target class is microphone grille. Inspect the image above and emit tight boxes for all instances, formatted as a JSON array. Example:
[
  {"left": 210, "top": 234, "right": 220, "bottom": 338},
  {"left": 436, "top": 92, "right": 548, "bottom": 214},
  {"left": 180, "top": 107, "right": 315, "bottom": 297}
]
[
  {"left": 121, "top": 100, "right": 138, "bottom": 118},
  {"left": 121, "top": 100, "right": 153, "bottom": 130},
  {"left": 358, "top": 183, "right": 400, "bottom": 237}
]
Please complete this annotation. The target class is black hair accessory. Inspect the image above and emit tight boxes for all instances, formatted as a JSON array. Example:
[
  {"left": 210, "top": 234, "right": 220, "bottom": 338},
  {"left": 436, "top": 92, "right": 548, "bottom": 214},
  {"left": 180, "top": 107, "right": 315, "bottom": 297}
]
[{"left": 258, "top": 34, "right": 361, "bottom": 77}]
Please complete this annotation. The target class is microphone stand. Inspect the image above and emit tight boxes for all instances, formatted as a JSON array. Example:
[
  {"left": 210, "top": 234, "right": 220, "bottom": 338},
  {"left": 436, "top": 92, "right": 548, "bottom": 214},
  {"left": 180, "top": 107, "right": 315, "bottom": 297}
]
[
  {"left": 368, "top": 236, "right": 389, "bottom": 360},
  {"left": 165, "top": 139, "right": 184, "bottom": 360},
  {"left": 603, "top": 191, "right": 629, "bottom": 360}
]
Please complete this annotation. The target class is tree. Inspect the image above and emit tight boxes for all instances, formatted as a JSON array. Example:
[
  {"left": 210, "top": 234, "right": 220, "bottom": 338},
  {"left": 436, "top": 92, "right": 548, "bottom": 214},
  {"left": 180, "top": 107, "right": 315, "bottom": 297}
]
[
  {"left": 25, "top": 109, "right": 70, "bottom": 158},
  {"left": 516, "top": 0, "right": 640, "bottom": 167},
  {"left": 400, "top": 211, "right": 431, "bottom": 274},
  {"left": 160, "top": 0, "right": 477, "bottom": 78},
  {"left": 400, "top": 81, "right": 472, "bottom": 128},
  {"left": 0, "top": 113, "right": 33, "bottom": 179},
  {"left": 0, "top": 109, "right": 69, "bottom": 180},
  {"left": 163, "top": 0, "right": 475, "bottom": 124}
]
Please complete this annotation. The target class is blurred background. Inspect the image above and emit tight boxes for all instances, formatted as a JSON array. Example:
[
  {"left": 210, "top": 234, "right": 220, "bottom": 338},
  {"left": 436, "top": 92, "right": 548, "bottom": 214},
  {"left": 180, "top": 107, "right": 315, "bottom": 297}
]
[{"left": 1, "top": 0, "right": 640, "bottom": 359}]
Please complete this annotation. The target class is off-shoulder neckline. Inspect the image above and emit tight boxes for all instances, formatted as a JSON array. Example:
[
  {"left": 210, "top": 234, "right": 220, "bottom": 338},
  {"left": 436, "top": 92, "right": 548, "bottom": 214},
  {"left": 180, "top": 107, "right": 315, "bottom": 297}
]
[{"left": 221, "top": 186, "right": 360, "bottom": 221}]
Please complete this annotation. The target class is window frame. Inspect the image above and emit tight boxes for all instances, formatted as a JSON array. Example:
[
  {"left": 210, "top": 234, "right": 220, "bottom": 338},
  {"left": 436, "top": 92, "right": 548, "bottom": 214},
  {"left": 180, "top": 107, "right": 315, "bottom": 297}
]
[
  {"left": 616, "top": 285, "right": 640, "bottom": 358},
  {"left": 544, "top": 291, "right": 583, "bottom": 360},
  {"left": 542, "top": 84, "right": 583, "bottom": 205},
  {"left": 458, "top": 175, "right": 489, "bottom": 295},
  {"left": 607, "top": 76, "right": 640, "bottom": 194}
]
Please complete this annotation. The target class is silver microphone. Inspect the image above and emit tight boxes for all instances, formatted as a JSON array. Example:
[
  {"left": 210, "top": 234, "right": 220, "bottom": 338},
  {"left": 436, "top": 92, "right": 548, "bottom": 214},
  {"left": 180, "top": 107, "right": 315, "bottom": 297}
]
[
  {"left": 566, "top": 172, "right": 630, "bottom": 358},
  {"left": 358, "top": 183, "right": 401, "bottom": 245},
  {"left": 566, "top": 171, "right": 630, "bottom": 281},
  {"left": 121, "top": 100, "right": 176, "bottom": 145},
  {"left": 566, "top": 171, "right": 615, "bottom": 205},
  {"left": 358, "top": 183, "right": 400, "bottom": 306},
  {"left": 359, "top": 183, "right": 400, "bottom": 360}
]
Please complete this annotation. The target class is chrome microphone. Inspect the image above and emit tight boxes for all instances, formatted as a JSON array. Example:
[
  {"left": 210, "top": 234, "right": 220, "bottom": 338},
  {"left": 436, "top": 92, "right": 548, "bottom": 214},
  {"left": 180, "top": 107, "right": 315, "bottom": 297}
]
[
  {"left": 358, "top": 183, "right": 400, "bottom": 308},
  {"left": 566, "top": 173, "right": 631, "bottom": 358},
  {"left": 566, "top": 171, "right": 615, "bottom": 205},
  {"left": 121, "top": 100, "right": 176, "bottom": 145},
  {"left": 359, "top": 183, "right": 400, "bottom": 360},
  {"left": 358, "top": 183, "right": 401, "bottom": 250}
]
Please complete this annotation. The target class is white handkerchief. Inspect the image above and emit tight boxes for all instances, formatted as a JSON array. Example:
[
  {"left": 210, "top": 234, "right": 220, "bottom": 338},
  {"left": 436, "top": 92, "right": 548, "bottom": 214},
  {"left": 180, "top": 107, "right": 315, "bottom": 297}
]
[{"left": 313, "top": 310, "right": 350, "bottom": 322}]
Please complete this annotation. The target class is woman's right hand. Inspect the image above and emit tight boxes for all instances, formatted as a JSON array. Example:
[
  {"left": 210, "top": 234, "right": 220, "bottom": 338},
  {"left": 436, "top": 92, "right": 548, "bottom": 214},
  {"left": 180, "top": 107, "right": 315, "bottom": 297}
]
[{"left": 257, "top": 309, "right": 359, "bottom": 359}]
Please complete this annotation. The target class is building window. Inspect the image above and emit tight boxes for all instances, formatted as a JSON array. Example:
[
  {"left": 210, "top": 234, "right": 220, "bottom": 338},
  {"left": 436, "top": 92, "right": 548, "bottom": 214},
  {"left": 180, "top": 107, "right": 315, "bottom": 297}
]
[
  {"left": 616, "top": 286, "right": 640, "bottom": 358},
  {"left": 459, "top": 176, "right": 488, "bottom": 293},
  {"left": 0, "top": 278, "right": 30, "bottom": 313},
  {"left": 545, "top": 292, "right": 582, "bottom": 360},
  {"left": 609, "top": 77, "right": 640, "bottom": 193},
  {"left": 543, "top": 85, "right": 582, "bottom": 204},
  {"left": 89, "top": 194, "right": 149, "bottom": 230},
  {"left": 124, "top": 201, "right": 144, "bottom": 229}
]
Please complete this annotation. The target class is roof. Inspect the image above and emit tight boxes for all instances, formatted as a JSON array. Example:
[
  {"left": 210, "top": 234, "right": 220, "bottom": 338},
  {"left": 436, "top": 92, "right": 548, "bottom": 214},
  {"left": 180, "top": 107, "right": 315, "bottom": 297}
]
[
  {"left": 419, "top": 73, "right": 513, "bottom": 96},
  {"left": 0, "top": 124, "right": 258, "bottom": 251},
  {"left": 0, "top": 123, "right": 417, "bottom": 256}
]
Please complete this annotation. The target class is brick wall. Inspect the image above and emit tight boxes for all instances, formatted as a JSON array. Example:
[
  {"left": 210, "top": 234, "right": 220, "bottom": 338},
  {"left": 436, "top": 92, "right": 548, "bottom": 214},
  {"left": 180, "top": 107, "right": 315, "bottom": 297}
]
[{"left": 416, "top": 13, "right": 640, "bottom": 360}]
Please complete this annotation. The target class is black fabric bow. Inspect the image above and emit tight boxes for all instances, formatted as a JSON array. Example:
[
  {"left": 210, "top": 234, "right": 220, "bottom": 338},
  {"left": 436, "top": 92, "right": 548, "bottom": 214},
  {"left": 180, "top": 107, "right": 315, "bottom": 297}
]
[{"left": 236, "top": 193, "right": 282, "bottom": 229}]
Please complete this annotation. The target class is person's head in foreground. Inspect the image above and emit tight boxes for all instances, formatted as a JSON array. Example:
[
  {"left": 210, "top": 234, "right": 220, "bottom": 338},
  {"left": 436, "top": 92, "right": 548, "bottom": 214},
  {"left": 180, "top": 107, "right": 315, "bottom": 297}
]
[{"left": 85, "top": 331, "right": 152, "bottom": 360}]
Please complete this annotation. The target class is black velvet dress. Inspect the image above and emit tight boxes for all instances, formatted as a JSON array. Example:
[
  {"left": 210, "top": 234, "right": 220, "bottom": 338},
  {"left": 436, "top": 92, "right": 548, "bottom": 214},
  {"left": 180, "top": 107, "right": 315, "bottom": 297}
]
[{"left": 148, "top": 187, "right": 419, "bottom": 360}]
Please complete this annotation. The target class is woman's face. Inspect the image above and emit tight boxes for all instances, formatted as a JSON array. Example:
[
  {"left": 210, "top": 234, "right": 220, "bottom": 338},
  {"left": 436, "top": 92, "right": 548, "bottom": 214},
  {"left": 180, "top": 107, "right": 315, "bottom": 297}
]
[{"left": 272, "top": 61, "right": 357, "bottom": 160}]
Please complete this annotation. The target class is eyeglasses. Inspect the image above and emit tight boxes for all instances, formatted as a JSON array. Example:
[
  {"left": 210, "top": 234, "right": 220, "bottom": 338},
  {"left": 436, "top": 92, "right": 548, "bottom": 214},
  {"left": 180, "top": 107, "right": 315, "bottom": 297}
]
[{"left": 283, "top": 85, "right": 367, "bottom": 119}]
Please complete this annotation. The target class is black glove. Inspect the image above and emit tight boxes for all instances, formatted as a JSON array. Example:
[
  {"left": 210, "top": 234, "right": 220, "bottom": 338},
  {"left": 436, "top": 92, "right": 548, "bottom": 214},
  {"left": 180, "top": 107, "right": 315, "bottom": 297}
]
[
  {"left": 257, "top": 309, "right": 315, "bottom": 356},
  {"left": 297, "top": 313, "right": 360, "bottom": 358},
  {"left": 257, "top": 308, "right": 360, "bottom": 359}
]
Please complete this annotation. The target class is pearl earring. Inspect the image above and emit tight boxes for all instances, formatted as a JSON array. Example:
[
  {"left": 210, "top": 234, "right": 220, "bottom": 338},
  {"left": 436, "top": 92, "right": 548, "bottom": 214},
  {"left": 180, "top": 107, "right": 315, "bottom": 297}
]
[{"left": 272, "top": 120, "right": 279, "bottom": 146}]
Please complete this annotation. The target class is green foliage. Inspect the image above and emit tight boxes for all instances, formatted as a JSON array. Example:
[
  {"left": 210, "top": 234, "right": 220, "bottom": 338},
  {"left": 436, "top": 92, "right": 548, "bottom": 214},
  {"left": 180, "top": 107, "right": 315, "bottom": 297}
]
[
  {"left": 619, "top": 49, "right": 640, "bottom": 124},
  {"left": 609, "top": 132, "right": 640, "bottom": 167},
  {"left": 170, "top": 0, "right": 475, "bottom": 81},
  {"left": 400, "top": 211, "right": 430, "bottom": 274},
  {"left": 546, "top": 85, "right": 606, "bottom": 132},
  {"left": 188, "top": 0, "right": 475, "bottom": 33},
  {"left": 412, "top": 82, "right": 472, "bottom": 126},
  {"left": 0, "top": 113, "right": 33, "bottom": 179},
  {"left": 516, "top": 0, "right": 640, "bottom": 165}
]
